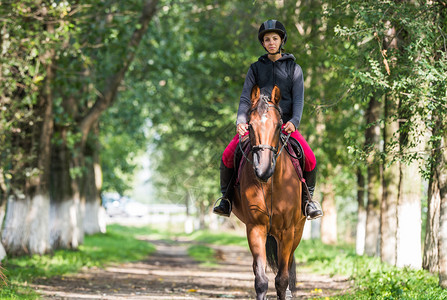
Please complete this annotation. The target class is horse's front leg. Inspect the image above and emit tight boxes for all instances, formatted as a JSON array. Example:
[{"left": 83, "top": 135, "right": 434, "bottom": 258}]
[
  {"left": 275, "top": 232, "right": 294, "bottom": 300},
  {"left": 247, "top": 224, "right": 269, "bottom": 300}
]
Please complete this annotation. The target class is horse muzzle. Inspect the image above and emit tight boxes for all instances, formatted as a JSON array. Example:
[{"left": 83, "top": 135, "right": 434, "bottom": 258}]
[{"left": 253, "top": 150, "right": 276, "bottom": 182}]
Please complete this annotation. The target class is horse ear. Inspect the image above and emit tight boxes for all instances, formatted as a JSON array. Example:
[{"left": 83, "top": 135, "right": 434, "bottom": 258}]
[
  {"left": 271, "top": 85, "right": 281, "bottom": 104},
  {"left": 251, "top": 85, "right": 260, "bottom": 107}
]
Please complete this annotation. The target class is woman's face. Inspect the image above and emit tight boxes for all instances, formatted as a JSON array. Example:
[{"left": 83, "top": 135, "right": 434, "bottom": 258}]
[{"left": 262, "top": 32, "right": 282, "bottom": 54}]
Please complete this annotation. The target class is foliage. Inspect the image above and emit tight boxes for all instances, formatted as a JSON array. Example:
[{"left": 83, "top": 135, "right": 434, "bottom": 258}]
[
  {"left": 341, "top": 268, "right": 447, "bottom": 300},
  {"left": 0, "top": 224, "right": 155, "bottom": 299},
  {"left": 121, "top": 0, "right": 363, "bottom": 211},
  {"left": 0, "top": 0, "right": 71, "bottom": 192},
  {"left": 0, "top": 0, "right": 156, "bottom": 197},
  {"left": 295, "top": 239, "right": 447, "bottom": 299},
  {"left": 99, "top": 95, "right": 150, "bottom": 194},
  {"left": 126, "top": 0, "right": 270, "bottom": 206},
  {"left": 335, "top": 0, "right": 447, "bottom": 169}
]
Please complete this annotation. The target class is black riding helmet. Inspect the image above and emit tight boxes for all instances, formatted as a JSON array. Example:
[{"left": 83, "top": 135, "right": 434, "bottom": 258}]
[{"left": 258, "top": 19, "right": 288, "bottom": 51}]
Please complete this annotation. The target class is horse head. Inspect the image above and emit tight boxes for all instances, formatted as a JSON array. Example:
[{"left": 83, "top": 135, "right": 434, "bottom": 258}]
[{"left": 248, "top": 85, "right": 282, "bottom": 182}]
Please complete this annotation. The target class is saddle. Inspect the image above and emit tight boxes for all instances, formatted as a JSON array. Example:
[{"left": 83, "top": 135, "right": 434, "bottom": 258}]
[{"left": 234, "top": 133, "right": 306, "bottom": 186}]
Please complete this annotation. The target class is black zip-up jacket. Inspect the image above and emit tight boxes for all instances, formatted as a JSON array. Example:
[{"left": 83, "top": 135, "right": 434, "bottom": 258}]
[{"left": 236, "top": 53, "right": 304, "bottom": 130}]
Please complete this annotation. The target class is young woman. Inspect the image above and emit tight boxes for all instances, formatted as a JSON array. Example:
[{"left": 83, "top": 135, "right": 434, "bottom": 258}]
[{"left": 213, "top": 19, "right": 322, "bottom": 220}]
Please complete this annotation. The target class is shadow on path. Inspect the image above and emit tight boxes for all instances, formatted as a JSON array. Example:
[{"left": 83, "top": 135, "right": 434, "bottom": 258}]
[{"left": 32, "top": 238, "right": 351, "bottom": 299}]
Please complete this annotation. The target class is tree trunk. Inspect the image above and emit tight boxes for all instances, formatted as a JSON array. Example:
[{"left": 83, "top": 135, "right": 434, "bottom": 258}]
[
  {"left": 50, "top": 129, "right": 83, "bottom": 249},
  {"left": 423, "top": 163, "right": 440, "bottom": 272},
  {"left": 381, "top": 93, "right": 399, "bottom": 265},
  {"left": 320, "top": 179, "right": 337, "bottom": 245},
  {"left": 83, "top": 124, "right": 106, "bottom": 235},
  {"left": 437, "top": 133, "right": 447, "bottom": 287},
  {"left": 395, "top": 108, "right": 423, "bottom": 269},
  {"left": 2, "top": 193, "right": 51, "bottom": 256},
  {"left": 0, "top": 172, "right": 8, "bottom": 260},
  {"left": 395, "top": 159, "right": 422, "bottom": 268},
  {"left": 364, "top": 96, "right": 382, "bottom": 257},
  {"left": 356, "top": 168, "right": 366, "bottom": 255},
  {"left": 424, "top": 113, "right": 443, "bottom": 273}
]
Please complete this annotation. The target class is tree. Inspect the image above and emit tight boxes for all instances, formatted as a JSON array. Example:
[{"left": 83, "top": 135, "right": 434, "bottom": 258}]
[
  {"left": 0, "top": 0, "right": 158, "bottom": 255},
  {"left": 50, "top": 0, "right": 158, "bottom": 249},
  {"left": 1, "top": 2, "right": 61, "bottom": 255},
  {"left": 380, "top": 21, "right": 400, "bottom": 266}
]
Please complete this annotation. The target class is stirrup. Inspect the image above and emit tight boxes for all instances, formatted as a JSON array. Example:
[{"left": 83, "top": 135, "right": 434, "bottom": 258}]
[
  {"left": 304, "top": 200, "right": 323, "bottom": 220},
  {"left": 213, "top": 197, "right": 232, "bottom": 217}
]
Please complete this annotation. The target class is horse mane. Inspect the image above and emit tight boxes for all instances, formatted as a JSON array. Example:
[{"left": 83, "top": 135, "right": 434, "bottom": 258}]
[
  {"left": 251, "top": 93, "right": 282, "bottom": 117},
  {"left": 257, "top": 95, "right": 270, "bottom": 114}
]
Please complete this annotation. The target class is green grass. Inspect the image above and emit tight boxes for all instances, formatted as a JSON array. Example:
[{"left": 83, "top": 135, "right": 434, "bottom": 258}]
[
  {"left": 187, "top": 244, "right": 217, "bottom": 266},
  {"left": 0, "top": 224, "right": 156, "bottom": 299},
  {"left": 185, "top": 229, "right": 248, "bottom": 267},
  {"left": 295, "top": 239, "right": 447, "bottom": 299},
  {"left": 185, "top": 230, "right": 248, "bottom": 247}
]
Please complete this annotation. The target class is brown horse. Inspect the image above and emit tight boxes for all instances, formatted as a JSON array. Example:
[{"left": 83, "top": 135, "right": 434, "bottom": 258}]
[{"left": 232, "top": 85, "right": 307, "bottom": 300}]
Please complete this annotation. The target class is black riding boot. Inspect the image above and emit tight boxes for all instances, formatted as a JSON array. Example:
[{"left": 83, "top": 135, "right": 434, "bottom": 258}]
[
  {"left": 303, "top": 167, "right": 323, "bottom": 220},
  {"left": 213, "top": 160, "right": 234, "bottom": 217}
]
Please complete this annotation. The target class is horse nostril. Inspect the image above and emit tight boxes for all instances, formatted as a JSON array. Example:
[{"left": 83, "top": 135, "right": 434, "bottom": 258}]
[{"left": 253, "top": 152, "right": 260, "bottom": 165}]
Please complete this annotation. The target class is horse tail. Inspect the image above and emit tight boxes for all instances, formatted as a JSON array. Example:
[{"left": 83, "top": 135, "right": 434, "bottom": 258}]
[{"left": 265, "top": 234, "right": 278, "bottom": 274}]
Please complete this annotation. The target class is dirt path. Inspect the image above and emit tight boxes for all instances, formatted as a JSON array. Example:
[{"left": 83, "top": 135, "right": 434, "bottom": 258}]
[{"left": 32, "top": 237, "right": 351, "bottom": 299}]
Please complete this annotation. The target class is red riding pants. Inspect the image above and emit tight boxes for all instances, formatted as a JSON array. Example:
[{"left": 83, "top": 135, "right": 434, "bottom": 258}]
[{"left": 222, "top": 126, "right": 316, "bottom": 172}]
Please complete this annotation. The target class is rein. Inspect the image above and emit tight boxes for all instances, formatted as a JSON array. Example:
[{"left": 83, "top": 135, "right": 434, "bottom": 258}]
[{"left": 239, "top": 95, "right": 292, "bottom": 234}]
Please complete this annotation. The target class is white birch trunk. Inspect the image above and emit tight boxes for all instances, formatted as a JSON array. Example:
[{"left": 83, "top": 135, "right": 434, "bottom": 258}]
[
  {"left": 437, "top": 134, "right": 447, "bottom": 287},
  {"left": 0, "top": 197, "right": 7, "bottom": 260},
  {"left": 320, "top": 181, "right": 337, "bottom": 245},
  {"left": 365, "top": 208, "right": 380, "bottom": 256},
  {"left": 50, "top": 197, "right": 83, "bottom": 249},
  {"left": 302, "top": 220, "right": 311, "bottom": 240},
  {"left": 83, "top": 157, "right": 105, "bottom": 235},
  {"left": 2, "top": 194, "right": 50, "bottom": 255},
  {"left": 395, "top": 192, "right": 422, "bottom": 268},
  {"left": 396, "top": 130, "right": 423, "bottom": 269},
  {"left": 356, "top": 170, "right": 366, "bottom": 255},
  {"left": 83, "top": 201, "right": 106, "bottom": 234},
  {"left": 356, "top": 206, "right": 366, "bottom": 255},
  {"left": 439, "top": 182, "right": 447, "bottom": 288}
]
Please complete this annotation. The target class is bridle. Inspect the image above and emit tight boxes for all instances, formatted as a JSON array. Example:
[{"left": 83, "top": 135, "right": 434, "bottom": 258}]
[{"left": 240, "top": 95, "right": 290, "bottom": 165}]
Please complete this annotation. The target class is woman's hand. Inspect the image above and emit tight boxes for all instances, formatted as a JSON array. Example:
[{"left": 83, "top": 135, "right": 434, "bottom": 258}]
[
  {"left": 237, "top": 123, "right": 249, "bottom": 136},
  {"left": 283, "top": 121, "right": 296, "bottom": 134}
]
